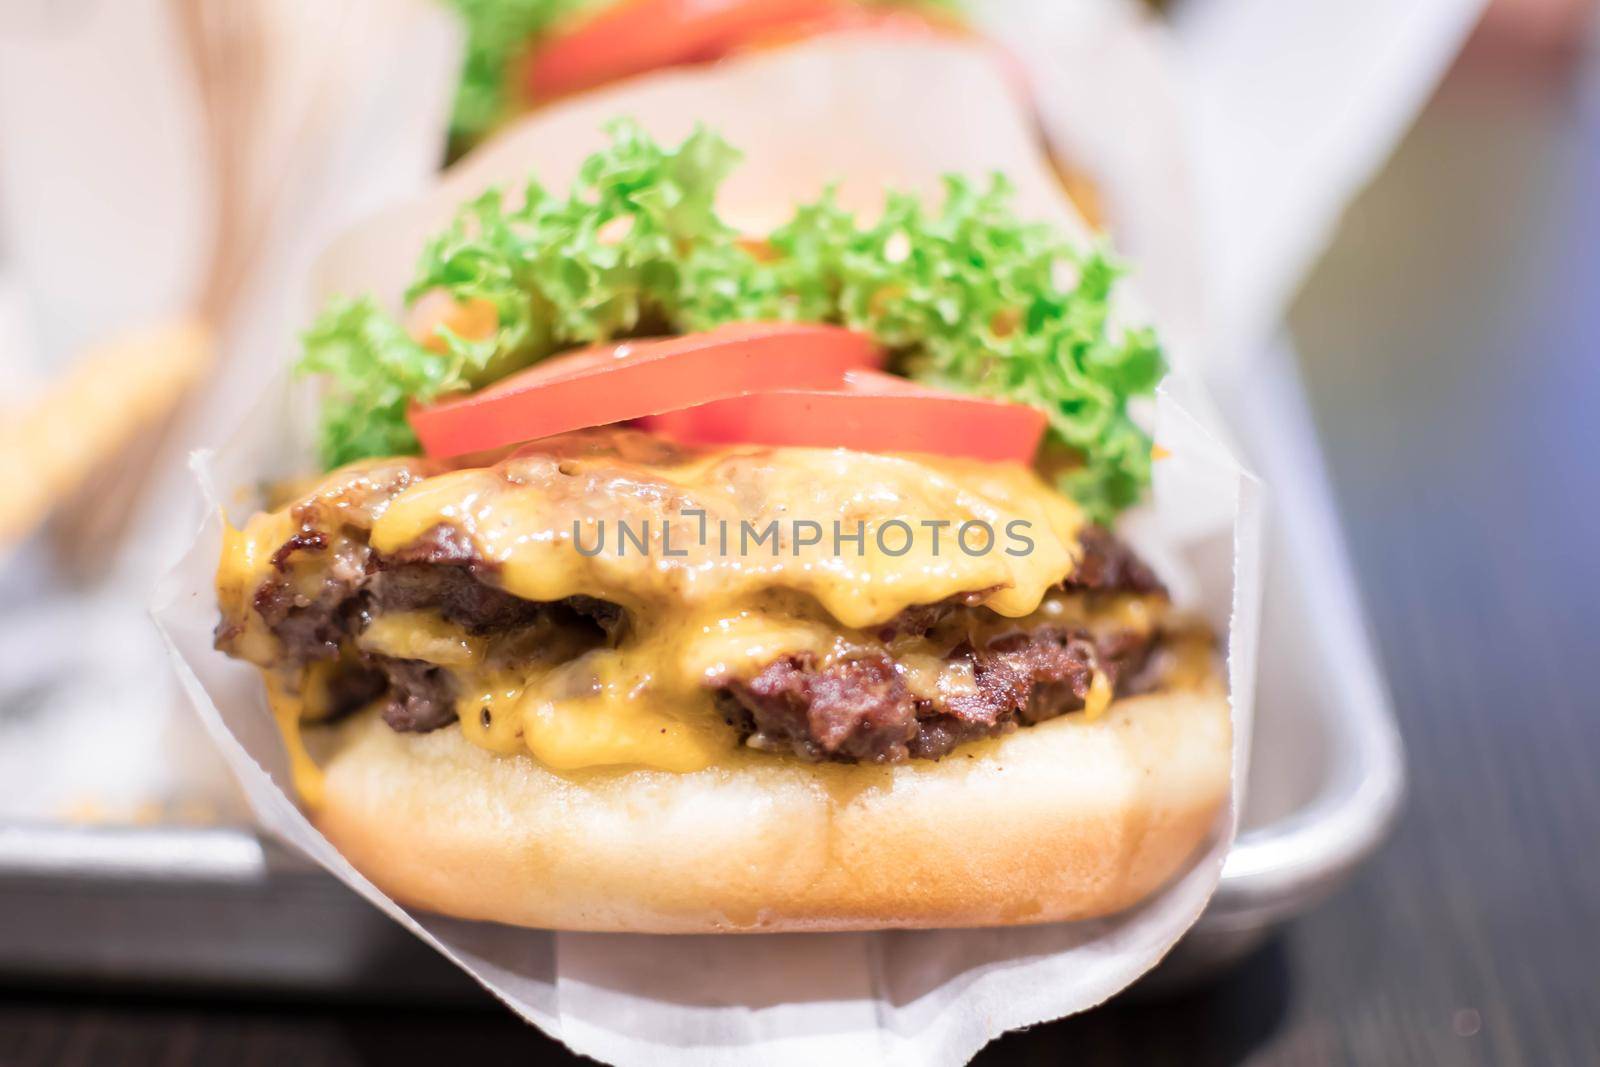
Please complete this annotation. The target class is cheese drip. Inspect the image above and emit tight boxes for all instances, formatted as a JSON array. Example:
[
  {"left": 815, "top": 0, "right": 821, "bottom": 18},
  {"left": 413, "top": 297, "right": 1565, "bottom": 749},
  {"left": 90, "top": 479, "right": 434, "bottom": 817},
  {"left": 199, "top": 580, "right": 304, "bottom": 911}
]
[
  {"left": 217, "top": 433, "right": 1131, "bottom": 779},
  {"left": 365, "top": 441, "right": 1086, "bottom": 628}
]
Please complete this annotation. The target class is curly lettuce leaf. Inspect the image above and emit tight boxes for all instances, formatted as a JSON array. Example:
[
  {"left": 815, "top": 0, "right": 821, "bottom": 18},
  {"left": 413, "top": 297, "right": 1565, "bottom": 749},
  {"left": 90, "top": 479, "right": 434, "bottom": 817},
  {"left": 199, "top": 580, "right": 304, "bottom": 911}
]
[
  {"left": 410, "top": 121, "right": 756, "bottom": 353},
  {"left": 763, "top": 177, "right": 1165, "bottom": 518},
  {"left": 299, "top": 298, "right": 442, "bottom": 466},
  {"left": 300, "top": 122, "right": 1163, "bottom": 521}
]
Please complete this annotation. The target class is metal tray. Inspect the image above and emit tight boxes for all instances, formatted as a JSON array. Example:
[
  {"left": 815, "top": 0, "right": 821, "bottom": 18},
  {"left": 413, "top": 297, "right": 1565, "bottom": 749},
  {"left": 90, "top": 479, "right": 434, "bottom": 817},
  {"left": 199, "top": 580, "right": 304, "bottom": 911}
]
[{"left": 0, "top": 344, "right": 1403, "bottom": 998}]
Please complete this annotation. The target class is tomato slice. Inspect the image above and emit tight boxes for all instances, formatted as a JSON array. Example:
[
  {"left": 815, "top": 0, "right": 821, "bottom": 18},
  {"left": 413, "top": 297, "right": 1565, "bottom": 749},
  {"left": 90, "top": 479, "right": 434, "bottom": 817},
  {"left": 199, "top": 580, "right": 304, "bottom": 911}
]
[
  {"left": 639, "top": 369, "right": 1047, "bottom": 463},
  {"left": 526, "top": 0, "right": 850, "bottom": 99},
  {"left": 408, "top": 323, "right": 883, "bottom": 457},
  {"left": 730, "top": 4, "right": 967, "bottom": 53}
]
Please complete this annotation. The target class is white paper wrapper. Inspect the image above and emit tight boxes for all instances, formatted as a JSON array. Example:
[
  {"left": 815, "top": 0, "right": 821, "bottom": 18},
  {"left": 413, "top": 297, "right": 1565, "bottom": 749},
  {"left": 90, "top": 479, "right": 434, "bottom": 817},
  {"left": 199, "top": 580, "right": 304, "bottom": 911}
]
[
  {"left": 0, "top": 0, "right": 459, "bottom": 823},
  {"left": 1171, "top": 0, "right": 1487, "bottom": 370},
  {"left": 154, "top": 38, "right": 1263, "bottom": 1065}
]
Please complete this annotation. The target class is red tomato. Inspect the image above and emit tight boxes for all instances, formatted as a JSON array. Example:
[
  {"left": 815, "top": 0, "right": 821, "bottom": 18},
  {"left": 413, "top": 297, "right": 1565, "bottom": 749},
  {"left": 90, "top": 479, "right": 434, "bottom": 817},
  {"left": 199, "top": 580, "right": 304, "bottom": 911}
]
[
  {"left": 731, "top": 3, "right": 968, "bottom": 52},
  {"left": 639, "top": 369, "right": 1047, "bottom": 463},
  {"left": 526, "top": 0, "right": 849, "bottom": 100},
  {"left": 408, "top": 323, "right": 883, "bottom": 458}
]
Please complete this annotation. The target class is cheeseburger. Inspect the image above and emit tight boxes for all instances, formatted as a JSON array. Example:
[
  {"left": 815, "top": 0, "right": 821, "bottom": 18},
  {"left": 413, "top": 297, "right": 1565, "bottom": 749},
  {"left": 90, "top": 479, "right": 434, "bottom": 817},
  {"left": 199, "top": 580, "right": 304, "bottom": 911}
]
[
  {"left": 214, "top": 123, "right": 1228, "bottom": 932},
  {"left": 441, "top": 0, "right": 1105, "bottom": 224},
  {"left": 448, "top": 0, "right": 977, "bottom": 151}
]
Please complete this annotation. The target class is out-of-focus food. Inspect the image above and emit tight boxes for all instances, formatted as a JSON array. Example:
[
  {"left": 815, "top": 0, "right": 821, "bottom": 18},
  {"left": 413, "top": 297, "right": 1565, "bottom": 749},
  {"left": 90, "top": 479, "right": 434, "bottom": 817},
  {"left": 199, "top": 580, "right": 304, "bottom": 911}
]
[
  {"left": 0, "top": 319, "right": 210, "bottom": 553},
  {"left": 445, "top": 0, "right": 968, "bottom": 151}
]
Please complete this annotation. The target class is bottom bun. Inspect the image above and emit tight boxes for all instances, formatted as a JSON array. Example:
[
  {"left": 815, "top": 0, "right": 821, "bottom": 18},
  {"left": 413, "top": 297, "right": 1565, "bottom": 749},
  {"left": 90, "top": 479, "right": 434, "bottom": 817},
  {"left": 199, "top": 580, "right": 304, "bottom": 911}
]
[{"left": 312, "top": 675, "right": 1231, "bottom": 933}]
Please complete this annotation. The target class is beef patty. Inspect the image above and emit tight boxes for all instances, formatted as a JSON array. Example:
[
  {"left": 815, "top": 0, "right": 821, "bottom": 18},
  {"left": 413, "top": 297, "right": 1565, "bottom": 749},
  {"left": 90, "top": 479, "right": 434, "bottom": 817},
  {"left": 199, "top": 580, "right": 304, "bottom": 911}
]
[
  {"left": 221, "top": 517, "right": 1175, "bottom": 763},
  {"left": 717, "top": 625, "right": 1161, "bottom": 763}
]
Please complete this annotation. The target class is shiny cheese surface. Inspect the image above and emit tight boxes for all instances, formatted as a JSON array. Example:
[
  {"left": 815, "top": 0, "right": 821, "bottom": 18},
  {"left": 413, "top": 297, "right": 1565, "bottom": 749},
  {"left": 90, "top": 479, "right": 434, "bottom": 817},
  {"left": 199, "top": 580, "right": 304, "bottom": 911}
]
[
  {"left": 218, "top": 433, "right": 1106, "bottom": 782},
  {"left": 366, "top": 443, "right": 1085, "bottom": 626}
]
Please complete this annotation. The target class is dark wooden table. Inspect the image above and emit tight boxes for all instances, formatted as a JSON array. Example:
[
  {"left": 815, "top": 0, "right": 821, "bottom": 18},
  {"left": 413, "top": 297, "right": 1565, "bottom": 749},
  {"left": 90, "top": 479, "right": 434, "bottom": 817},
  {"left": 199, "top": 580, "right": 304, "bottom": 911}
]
[{"left": 4, "top": 31, "right": 1599, "bottom": 1067}]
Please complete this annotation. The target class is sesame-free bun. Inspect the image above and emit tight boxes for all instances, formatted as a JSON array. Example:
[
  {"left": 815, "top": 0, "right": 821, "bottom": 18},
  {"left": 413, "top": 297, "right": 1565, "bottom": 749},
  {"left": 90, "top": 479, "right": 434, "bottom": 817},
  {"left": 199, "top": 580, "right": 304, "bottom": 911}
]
[{"left": 311, "top": 672, "right": 1230, "bottom": 933}]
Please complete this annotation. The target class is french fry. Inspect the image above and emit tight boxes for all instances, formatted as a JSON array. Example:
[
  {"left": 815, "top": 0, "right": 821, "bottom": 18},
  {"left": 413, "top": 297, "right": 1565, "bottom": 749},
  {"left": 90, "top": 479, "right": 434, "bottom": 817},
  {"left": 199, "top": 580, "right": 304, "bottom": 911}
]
[{"left": 0, "top": 318, "right": 211, "bottom": 553}]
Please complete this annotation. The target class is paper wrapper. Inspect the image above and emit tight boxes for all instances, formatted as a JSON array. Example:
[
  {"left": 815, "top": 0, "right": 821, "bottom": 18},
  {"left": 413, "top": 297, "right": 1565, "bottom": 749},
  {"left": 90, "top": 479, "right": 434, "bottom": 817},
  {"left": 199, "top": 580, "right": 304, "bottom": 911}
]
[
  {"left": 1170, "top": 0, "right": 1487, "bottom": 370},
  {"left": 0, "top": 0, "right": 459, "bottom": 823},
  {"left": 154, "top": 37, "right": 1262, "bottom": 1064}
]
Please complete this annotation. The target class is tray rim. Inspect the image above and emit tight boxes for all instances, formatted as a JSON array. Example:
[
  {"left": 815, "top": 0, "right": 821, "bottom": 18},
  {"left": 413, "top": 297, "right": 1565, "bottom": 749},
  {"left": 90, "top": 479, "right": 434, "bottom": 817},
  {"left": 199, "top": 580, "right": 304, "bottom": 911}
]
[{"left": 1202, "top": 339, "right": 1406, "bottom": 931}]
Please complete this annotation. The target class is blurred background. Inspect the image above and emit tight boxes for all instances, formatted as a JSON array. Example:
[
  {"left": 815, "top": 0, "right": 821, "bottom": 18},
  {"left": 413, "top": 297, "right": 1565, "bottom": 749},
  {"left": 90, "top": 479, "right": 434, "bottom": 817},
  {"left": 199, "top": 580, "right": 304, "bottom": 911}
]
[{"left": 1, "top": 0, "right": 1597, "bottom": 1063}]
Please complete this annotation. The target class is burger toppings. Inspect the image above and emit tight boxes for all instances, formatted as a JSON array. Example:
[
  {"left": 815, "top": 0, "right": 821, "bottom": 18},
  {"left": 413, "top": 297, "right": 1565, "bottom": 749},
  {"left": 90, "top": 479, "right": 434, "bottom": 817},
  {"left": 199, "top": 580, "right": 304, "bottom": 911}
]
[
  {"left": 639, "top": 368, "right": 1047, "bottom": 463},
  {"left": 525, "top": 0, "right": 851, "bottom": 100},
  {"left": 301, "top": 123, "right": 1160, "bottom": 523},
  {"left": 409, "top": 322, "right": 883, "bottom": 457},
  {"left": 446, "top": 0, "right": 965, "bottom": 149}
]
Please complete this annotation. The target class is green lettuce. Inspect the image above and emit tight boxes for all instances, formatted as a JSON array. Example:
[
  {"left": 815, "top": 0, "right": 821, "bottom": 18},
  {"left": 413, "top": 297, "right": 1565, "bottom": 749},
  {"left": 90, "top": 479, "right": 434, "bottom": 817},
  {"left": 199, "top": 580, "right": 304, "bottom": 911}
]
[{"left": 300, "top": 122, "right": 1163, "bottom": 521}]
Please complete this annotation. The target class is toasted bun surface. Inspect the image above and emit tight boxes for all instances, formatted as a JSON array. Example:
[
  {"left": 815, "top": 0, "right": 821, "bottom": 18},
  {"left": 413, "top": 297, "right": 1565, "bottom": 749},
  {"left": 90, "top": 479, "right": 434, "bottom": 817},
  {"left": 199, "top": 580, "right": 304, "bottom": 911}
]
[{"left": 311, "top": 674, "right": 1229, "bottom": 933}]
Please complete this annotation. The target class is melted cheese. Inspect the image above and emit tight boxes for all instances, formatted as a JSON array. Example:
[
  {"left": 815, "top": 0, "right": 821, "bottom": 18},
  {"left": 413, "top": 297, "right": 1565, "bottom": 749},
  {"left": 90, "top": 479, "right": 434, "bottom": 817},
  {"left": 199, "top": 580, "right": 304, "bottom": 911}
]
[
  {"left": 436, "top": 597, "right": 838, "bottom": 773},
  {"left": 215, "top": 512, "right": 296, "bottom": 667},
  {"left": 1084, "top": 671, "right": 1114, "bottom": 720},
  {"left": 359, "top": 613, "right": 486, "bottom": 666},
  {"left": 221, "top": 436, "right": 1123, "bottom": 779},
  {"left": 264, "top": 674, "right": 324, "bottom": 807},
  {"left": 366, "top": 445, "right": 1085, "bottom": 627}
]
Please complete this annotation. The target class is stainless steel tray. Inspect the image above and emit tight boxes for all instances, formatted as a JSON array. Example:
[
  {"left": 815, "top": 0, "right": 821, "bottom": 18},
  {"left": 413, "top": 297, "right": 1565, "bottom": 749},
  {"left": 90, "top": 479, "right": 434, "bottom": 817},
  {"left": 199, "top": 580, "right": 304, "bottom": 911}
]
[{"left": 0, "top": 344, "right": 1403, "bottom": 997}]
